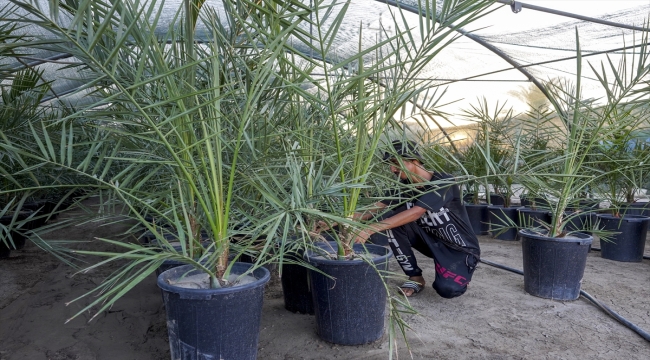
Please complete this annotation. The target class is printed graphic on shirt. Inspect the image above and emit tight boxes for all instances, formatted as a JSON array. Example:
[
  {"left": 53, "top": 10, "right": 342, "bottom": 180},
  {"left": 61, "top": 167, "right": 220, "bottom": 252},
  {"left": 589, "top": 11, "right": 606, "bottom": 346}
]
[{"left": 407, "top": 202, "right": 468, "bottom": 248}]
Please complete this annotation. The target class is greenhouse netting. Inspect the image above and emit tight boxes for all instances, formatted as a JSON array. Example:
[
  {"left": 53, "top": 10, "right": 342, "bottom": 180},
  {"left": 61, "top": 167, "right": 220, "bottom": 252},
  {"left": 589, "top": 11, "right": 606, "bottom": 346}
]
[
  {"left": 3, "top": 2, "right": 650, "bottom": 356},
  {"left": 2, "top": 0, "right": 649, "bottom": 131}
]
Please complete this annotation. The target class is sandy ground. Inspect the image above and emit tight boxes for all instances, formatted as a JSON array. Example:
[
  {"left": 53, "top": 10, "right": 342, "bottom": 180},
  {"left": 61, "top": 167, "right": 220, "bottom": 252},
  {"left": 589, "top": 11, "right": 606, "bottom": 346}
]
[{"left": 1, "top": 205, "right": 649, "bottom": 360}]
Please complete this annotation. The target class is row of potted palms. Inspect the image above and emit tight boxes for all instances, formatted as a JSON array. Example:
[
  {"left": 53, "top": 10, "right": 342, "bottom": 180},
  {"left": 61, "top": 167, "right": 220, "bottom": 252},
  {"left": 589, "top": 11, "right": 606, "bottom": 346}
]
[
  {"left": 0, "top": 0, "right": 496, "bottom": 358},
  {"left": 3, "top": 0, "right": 650, "bottom": 357},
  {"left": 430, "top": 31, "right": 650, "bottom": 300}
]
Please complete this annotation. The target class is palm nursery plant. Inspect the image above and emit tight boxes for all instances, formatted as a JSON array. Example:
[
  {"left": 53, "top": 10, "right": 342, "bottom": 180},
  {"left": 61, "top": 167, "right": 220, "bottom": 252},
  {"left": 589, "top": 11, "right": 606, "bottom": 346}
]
[
  {"left": 0, "top": 0, "right": 323, "bottom": 357},
  {"left": 513, "top": 29, "right": 650, "bottom": 298},
  {"left": 283, "top": 0, "right": 496, "bottom": 347}
]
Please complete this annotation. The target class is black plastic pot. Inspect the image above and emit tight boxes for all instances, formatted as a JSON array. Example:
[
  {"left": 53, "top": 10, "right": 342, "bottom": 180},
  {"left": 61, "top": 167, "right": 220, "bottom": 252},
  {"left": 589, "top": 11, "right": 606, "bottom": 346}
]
[
  {"left": 620, "top": 202, "right": 650, "bottom": 217},
  {"left": 0, "top": 242, "right": 10, "bottom": 258},
  {"left": 564, "top": 211, "right": 595, "bottom": 235},
  {"left": 519, "top": 195, "right": 550, "bottom": 208},
  {"left": 281, "top": 248, "right": 314, "bottom": 315},
  {"left": 464, "top": 203, "right": 489, "bottom": 235},
  {"left": 518, "top": 207, "right": 551, "bottom": 229},
  {"left": 150, "top": 232, "right": 216, "bottom": 276},
  {"left": 141, "top": 228, "right": 178, "bottom": 245},
  {"left": 488, "top": 194, "right": 506, "bottom": 206},
  {"left": 596, "top": 214, "right": 650, "bottom": 262},
  {"left": 520, "top": 229, "right": 592, "bottom": 301},
  {"left": 21, "top": 200, "right": 53, "bottom": 229},
  {"left": 487, "top": 206, "right": 520, "bottom": 241},
  {"left": 306, "top": 243, "right": 392, "bottom": 345},
  {"left": 463, "top": 192, "right": 477, "bottom": 204},
  {"left": 0, "top": 211, "right": 31, "bottom": 251},
  {"left": 155, "top": 258, "right": 188, "bottom": 277},
  {"left": 157, "top": 263, "right": 270, "bottom": 360},
  {"left": 566, "top": 199, "right": 600, "bottom": 212}
]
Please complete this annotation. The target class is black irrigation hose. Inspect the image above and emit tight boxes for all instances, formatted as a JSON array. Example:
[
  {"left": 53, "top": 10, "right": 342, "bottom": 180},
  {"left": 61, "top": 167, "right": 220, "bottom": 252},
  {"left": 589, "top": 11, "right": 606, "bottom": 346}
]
[
  {"left": 479, "top": 258, "right": 650, "bottom": 343},
  {"left": 589, "top": 247, "right": 650, "bottom": 260}
]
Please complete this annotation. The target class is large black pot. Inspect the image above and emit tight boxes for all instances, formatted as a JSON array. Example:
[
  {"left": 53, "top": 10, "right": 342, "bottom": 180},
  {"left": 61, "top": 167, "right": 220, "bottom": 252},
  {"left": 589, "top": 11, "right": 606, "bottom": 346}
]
[
  {"left": 517, "top": 207, "right": 551, "bottom": 229},
  {"left": 596, "top": 214, "right": 649, "bottom": 262},
  {"left": 0, "top": 242, "right": 10, "bottom": 258},
  {"left": 0, "top": 211, "right": 32, "bottom": 252},
  {"left": 488, "top": 194, "right": 506, "bottom": 206},
  {"left": 564, "top": 211, "right": 595, "bottom": 235},
  {"left": 157, "top": 263, "right": 270, "bottom": 360},
  {"left": 566, "top": 199, "right": 600, "bottom": 212},
  {"left": 463, "top": 192, "right": 478, "bottom": 204},
  {"left": 620, "top": 202, "right": 650, "bottom": 217},
  {"left": 519, "top": 195, "right": 550, "bottom": 208},
  {"left": 280, "top": 248, "right": 314, "bottom": 315},
  {"left": 306, "top": 243, "right": 392, "bottom": 345},
  {"left": 150, "top": 232, "right": 216, "bottom": 276},
  {"left": 23, "top": 198, "right": 61, "bottom": 226},
  {"left": 464, "top": 203, "right": 489, "bottom": 235},
  {"left": 520, "top": 229, "right": 592, "bottom": 300},
  {"left": 487, "top": 206, "right": 521, "bottom": 241}
]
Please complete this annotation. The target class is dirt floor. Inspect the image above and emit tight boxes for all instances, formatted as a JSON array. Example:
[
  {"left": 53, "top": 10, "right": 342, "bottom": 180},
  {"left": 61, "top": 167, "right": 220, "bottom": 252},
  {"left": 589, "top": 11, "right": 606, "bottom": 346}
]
[{"left": 1, "top": 204, "right": 649, "bottom": 360}]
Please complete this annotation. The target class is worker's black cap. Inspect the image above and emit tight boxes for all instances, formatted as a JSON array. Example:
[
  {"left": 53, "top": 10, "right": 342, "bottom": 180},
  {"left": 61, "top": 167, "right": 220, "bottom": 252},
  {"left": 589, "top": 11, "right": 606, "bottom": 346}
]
[{"left": 383, "top": 140, "right": 425, "bottom": 164}]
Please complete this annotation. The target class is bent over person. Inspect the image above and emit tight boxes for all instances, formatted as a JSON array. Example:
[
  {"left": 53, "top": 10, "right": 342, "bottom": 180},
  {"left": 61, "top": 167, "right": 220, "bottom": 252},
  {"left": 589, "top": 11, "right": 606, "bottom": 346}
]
[{"left": 340, "top": 140, "right": 481, "bottom": 298}]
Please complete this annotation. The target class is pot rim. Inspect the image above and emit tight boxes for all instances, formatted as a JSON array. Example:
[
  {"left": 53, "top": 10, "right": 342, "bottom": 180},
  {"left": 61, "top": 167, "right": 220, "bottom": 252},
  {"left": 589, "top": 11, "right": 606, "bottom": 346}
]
[
  {"left": 519, "top": 228, "right": 593, "bottom": 245},
  {"left": 596, "top": 214, "right": 650, "bottom": 222},
  {"left": 306, "top": 242, "right": 392, "bottom": 266},
  {"left": 157, "top": 263, "right": 270, "bottom": 296}
]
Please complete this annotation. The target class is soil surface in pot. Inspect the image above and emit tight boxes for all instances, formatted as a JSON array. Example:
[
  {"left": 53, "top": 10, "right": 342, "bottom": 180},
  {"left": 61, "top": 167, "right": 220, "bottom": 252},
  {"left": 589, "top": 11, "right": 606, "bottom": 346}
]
[
  {"left": 166, "top": 272, "right": 257, "bottom": 289},
  {"left": 1, "top": 198, "right": 649, "bottom": 359}
]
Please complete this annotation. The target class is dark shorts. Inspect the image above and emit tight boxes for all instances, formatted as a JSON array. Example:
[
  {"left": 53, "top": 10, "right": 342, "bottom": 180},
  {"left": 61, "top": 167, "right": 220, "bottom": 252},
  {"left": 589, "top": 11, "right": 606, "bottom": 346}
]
[{"left": 370, "top": 221, "right": 479, "bottom": 299}]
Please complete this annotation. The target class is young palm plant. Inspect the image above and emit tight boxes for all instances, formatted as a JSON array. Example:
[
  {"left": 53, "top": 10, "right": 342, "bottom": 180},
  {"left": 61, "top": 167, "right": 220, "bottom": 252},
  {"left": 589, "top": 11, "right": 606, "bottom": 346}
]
[
  {"left": 2, "top": 0, "right": 494, "bottom": 356},
  {"left": 304, "top": 0, "right": 494, "bottom": 258},
  {"left": 522, "top": 31, "right": 650, "bottom": 238},
  {"left": 272, "top": 0, "right": 496, "bottom": 350},
  {"left": 0, "top": 0, "right": 311, "bottom": 331},
  {"left": 511, "top": 29, "right": 650, "bottom": 299}
]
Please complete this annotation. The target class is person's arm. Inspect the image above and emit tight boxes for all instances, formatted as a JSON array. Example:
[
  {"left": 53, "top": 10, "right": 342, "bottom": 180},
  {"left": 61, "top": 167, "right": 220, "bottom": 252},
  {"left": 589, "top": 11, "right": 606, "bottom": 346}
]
[
  {"left": 356, "top": 201, "right": 387, "bottom": 221},
  {"left": 314, "top": 201, "right": 387, "bottom": 233},
  {"left": 354, "top": 205, "right": 427, "bottom": 244}
]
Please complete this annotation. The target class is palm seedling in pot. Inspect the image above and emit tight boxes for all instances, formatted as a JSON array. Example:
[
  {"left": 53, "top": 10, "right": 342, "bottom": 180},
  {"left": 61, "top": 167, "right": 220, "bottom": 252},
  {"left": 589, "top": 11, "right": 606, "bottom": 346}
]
[
  {"left": 462, "top": 100, "right": 524, "bottom": 240},
  {"left": 591, "top": 111, "right": 650, "bottom": 262},
  {"left": 515, "top": 29, "right": 650, "bottom": 300},
  {"left": 296, "top": 0, "right": 493, "bottom": 347},
  {"left": 0, "top": 0, "right": 321, "bottom": 358}
]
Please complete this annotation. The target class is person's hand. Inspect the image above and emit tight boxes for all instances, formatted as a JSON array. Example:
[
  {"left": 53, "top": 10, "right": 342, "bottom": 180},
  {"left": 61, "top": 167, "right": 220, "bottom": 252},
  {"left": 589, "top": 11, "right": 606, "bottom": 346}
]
[
  {"left": 353, "top": 228, "right": 375, "bottom": 244},
  {"left": 313, "top": 220, "right": 334, "bottom": 233}
]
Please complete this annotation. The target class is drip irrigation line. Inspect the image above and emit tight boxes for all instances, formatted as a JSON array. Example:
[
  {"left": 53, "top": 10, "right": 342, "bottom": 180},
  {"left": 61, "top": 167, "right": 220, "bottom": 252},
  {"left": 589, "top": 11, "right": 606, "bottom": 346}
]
[
  {"left": 589, "top": 247, "right": 650, "bottom": 260},
  {"left": 494, "top": 1, "right": 650, "bottom": 33},
  {"left": 479, "top": 258, "right": 650, "bottom": 343},
  {"left": 579, "top": 290, "right": 650, "bottom": 342}
]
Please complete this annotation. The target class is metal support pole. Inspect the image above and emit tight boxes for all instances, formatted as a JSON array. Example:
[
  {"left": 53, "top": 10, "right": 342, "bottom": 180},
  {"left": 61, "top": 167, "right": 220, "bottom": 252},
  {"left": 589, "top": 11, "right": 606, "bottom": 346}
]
[{"left": 495, "top": 0, "right": 650, "bottom": 32}]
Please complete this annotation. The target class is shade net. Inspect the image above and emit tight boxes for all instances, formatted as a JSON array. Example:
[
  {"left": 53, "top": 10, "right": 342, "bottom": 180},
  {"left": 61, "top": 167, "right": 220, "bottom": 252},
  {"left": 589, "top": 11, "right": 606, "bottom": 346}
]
[{"left": 1, "top": 0, "right": 649, "bottom": 129}]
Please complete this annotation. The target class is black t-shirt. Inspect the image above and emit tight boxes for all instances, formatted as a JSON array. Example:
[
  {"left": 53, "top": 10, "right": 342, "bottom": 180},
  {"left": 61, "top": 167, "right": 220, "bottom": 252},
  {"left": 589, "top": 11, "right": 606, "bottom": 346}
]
[{"left": 381, "top": 172, "right": 480, "bottom": 255}]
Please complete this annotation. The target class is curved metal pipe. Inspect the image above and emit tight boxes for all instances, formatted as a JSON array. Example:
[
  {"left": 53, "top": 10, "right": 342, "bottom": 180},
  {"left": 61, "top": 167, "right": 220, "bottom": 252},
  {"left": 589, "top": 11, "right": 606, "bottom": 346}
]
[{"left": 494, "top": 0, "right": 650, "bottom": 33}]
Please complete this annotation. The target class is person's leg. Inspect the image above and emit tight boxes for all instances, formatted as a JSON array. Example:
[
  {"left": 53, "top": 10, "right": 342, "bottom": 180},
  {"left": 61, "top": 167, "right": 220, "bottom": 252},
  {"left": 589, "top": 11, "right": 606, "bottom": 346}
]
[
  {"left": 423, "top": 237, "right": 479, "bottom": 298},
  {"left": 370, "top": 223, "right": 432, "bottom": 296}
]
